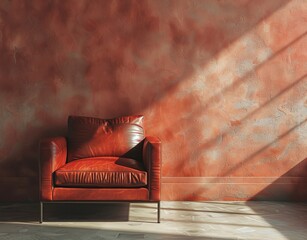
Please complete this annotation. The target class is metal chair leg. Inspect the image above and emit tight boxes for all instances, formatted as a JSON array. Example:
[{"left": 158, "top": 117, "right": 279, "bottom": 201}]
[
  {"left": 157, "top": 201, "right": 160, "bottom": 223},
  {"left": 40, "top": 202, "right": 43, "bottom": 223}
]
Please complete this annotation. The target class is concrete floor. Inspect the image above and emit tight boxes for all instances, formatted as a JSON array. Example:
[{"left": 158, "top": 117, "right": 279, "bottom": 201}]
[{"left": 0, "top": 201, "right": 306, "bottom": 240}]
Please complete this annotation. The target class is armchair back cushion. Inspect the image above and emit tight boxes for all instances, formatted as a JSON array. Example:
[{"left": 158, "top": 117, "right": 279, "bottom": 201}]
[{"left": 67, "top": 115, "right": 145, "bottom": 162}]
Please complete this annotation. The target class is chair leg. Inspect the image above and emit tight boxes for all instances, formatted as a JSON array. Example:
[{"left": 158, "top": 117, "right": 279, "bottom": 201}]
[
  {"left": 40, "top": 202, "right": 43, "bottom": 223},
  {"left": 157, "top": 201, "right": 160, "bottom": 223}
]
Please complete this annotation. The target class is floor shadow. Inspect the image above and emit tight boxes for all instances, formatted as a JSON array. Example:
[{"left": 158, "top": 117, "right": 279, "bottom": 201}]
[
  {"left": 0, "top": 202, "right": 130, "bottom": 222},
  {"left": 44, "top": 203, "right": 132, "bottom": 222}
]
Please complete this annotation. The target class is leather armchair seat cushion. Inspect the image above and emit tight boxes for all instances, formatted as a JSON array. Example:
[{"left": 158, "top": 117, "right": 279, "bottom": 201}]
[
  {"left": 67, "top": 115, "right": 145, "bottom": 162},
  {"left": 54, "top": 157, "right": 147, "bottom": 187}
]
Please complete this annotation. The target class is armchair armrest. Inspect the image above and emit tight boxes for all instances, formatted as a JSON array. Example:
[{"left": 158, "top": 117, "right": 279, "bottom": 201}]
[
  {"left": 39, "top": 137, "right": 67, "bottom": 201},
  {"left": 143, "top": 136, "right": 161, "bottom": 201}
]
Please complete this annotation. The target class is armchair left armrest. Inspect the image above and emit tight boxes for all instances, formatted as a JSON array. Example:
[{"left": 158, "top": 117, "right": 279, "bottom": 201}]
[{"left": 39, "top": 137, "right": 67, "bottom": 201}]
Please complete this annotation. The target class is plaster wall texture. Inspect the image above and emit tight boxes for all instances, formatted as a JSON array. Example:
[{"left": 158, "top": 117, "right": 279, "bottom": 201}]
[{"left": 0, "top": 0, "right": 306, "bottom": 201}]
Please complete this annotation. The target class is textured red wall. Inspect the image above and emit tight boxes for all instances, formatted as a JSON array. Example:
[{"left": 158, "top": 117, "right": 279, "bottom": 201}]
[{"left": 0, "top": 0, "right": 306, "bottom": 201}]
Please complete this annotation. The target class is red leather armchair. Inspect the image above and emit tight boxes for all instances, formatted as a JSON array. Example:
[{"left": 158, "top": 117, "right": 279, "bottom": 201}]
[{"left": 39, "top": 115, "right": 161, "bottom": 223}]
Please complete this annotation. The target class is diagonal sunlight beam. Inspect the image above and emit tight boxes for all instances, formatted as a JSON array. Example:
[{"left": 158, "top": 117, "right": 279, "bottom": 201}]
[
  {"left": 189, "top": 73, "right": 306, "bottom": 153},
  {"left": 154, "top": 30, "right": 306, "bottom": 142},
  {"left": 221, "top": 118, "right": 307, "bottom": 177},
  {"left": 168, "top": 31, "right": 306, "bottom": 174}
]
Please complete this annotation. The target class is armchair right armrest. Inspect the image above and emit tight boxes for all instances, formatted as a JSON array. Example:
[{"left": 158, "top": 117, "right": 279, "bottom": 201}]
[{"left": 143, "top": 136, "right": 161, "bottom": 201}]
